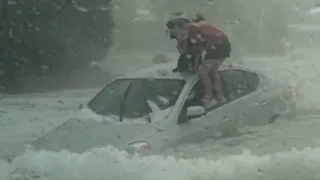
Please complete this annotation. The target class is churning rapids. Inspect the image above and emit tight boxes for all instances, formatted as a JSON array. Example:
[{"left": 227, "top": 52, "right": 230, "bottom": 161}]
[{"left": 1, "top": 48, "right": 320, "bottom": 180}]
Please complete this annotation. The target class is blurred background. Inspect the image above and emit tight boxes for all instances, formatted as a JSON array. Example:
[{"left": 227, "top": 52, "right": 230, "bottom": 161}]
[{"left": 0, "top": 0, "right": 319, "bottom": 93}]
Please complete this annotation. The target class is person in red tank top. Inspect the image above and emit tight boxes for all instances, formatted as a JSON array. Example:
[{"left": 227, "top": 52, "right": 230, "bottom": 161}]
[{"left": 167, "top": 14, "right": 231, "bottom": 107}]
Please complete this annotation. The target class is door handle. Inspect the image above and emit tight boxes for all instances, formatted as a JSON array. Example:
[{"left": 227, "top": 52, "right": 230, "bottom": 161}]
[
  {"left": 222, "top": 116, "right": 230, "bottom": 122},
  {"left": 256, "top": 100, "right": 269, "bottom": 106}
]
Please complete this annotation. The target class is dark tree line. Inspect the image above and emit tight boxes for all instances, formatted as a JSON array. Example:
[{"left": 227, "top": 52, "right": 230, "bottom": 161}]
[{"left": 0, "top": 0, "right": 114, "bottom": 92}]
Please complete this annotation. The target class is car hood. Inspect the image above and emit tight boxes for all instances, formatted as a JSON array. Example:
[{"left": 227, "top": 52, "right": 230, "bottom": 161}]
[{"left": 32, "top": 108, "right": 169, "bottom": 153}]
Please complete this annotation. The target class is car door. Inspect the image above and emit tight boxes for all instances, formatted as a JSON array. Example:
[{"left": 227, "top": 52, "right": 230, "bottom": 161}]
[
  {"left": 174, "top": 79, "right": 237, "bottom": 144},
  {"left": 221, "top": 69, "right": 279, "bottom": 128},
  {"left": 172, "top": 69, "right": 275, "bottom": 145},
  {"left": 244, "top": 71, "right": 285, "bottom": 124},
  {"left": 218, "top": 69, "right": 263, "bottom": 129}
]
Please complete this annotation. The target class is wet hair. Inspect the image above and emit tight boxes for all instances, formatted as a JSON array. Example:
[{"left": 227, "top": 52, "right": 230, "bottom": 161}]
[
  {"left": 166, "top": 17, "right": 190, "bottom": 29},
  {"left": 166, "top": 20, "right": 175, "bottom": 29},
  {"left": 192, "top": 13, "right": 205, "bottom": 22}
]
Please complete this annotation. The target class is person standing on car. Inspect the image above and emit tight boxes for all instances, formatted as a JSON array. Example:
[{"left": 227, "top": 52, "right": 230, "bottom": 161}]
[{"left": 166, "top": 14, "right": 231, "bottom": 107}]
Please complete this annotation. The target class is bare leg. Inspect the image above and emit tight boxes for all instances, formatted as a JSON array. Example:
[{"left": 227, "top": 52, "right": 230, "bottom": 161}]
[
  {"left": 198, "top": 61, "right": 214, "bottom": 102},
  {"left": 193, "top": 54, "right": 201, "bottom": 72},
  {"left": 210, "top": 59, "right": 226, "bottom": 103}
]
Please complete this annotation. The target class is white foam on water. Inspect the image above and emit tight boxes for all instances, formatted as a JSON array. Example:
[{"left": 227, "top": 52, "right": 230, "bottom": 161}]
[
  {"left": 1, "top": 146, "right": 320, "bottom": 180},
  {"left": 0, "top": 159, "right": 11, "bottom": 180},
  {"left": 2, "top": 48, "right": 320, "bottom": 180},
  {"left": 246, "top": 48, "right": 320, "bottom": 109}
]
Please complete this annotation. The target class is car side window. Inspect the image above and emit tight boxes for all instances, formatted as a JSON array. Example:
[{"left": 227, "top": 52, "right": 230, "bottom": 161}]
[
  {"left": 243, "top": 71, "right": 260, "bottom": 91},
  {"left": 220, "top": 70, "right": 252, "bottom": 101}
]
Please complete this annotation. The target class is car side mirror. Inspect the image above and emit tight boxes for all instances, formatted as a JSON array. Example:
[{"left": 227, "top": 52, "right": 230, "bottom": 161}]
[
  {"left": 78, "top": 104, "right": 84, "bottom": 110},
  {"left": 186, "top": 106, "right": 206, "bottom": 118}
]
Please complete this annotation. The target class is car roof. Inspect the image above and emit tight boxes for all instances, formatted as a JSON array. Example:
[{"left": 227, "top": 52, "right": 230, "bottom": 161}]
[{"left": 119, "top": 61, "right": 260, "bottom": 80}]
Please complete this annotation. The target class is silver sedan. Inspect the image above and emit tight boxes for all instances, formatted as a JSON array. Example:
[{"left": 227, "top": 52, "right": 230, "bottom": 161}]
[{"left": 32, "top": 62, "right": 296, "bottom": 155}]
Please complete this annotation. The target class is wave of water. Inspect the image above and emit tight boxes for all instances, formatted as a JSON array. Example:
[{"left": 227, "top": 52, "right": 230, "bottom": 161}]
[
  {"left": 2, "top": 48, "right": 320, "bottom": 180},
  {"left": 1, "top": 145, "right": 320, "bottom": 180}
]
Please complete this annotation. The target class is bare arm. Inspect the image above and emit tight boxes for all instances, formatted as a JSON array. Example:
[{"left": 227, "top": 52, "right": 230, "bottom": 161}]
[{"left": 194, "top": 49, "right": 205, "bottom": 71}]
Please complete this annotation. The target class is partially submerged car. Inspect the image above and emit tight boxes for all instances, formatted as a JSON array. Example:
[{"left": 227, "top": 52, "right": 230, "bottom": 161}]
[{"left": 32, "top": 61, "right": 295, "bottom": 155}]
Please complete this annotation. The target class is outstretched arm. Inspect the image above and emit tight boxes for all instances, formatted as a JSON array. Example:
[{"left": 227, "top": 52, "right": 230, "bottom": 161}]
[{"left": 193, "top": 50, "right": 204, "bottom": 71}]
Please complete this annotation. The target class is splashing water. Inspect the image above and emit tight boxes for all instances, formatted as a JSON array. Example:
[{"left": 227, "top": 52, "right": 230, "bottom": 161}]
[
  {"left": 2, "top": 49, "right": 320, "bottom": 179},
  {"left": 3, "top": 146, "right": 320, "bottom": 180}
]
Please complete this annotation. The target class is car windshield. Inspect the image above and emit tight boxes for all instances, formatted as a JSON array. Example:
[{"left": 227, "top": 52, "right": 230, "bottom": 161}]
[{"left": 87, "top": 78, "right": 185, "bottom": 120}]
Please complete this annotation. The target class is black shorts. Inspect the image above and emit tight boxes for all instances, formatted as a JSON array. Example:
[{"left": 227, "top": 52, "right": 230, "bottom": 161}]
[{"left": 204, "top": 39, "right": 231, "bottom": 60}]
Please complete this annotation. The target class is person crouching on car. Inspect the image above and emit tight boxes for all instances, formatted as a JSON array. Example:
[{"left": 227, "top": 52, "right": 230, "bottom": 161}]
[
  {"left": 166, "top": 14, "right": 231, "bottom": 107},
  {"left": 166, "top": 18, "right": 201, "bottom": 73}
]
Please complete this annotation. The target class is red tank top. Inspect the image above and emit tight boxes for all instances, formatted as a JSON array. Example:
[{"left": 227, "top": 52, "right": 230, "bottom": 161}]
[
  {"left": 176, "top": 22, "right": 228, "bottom": 54},
  {"left": 187, "top": 22, "right": 228, "bottom": 48}
]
